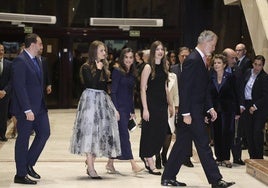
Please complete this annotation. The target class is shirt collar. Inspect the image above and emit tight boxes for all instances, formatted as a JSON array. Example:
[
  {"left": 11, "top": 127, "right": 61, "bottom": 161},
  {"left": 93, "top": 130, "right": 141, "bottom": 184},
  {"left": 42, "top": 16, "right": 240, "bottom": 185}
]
[
  {"left": 195, "top": 47, "right": 205, "bottom": 59},
  {"left": 24, "top": 49, "right": 35, "bottom": 59}
]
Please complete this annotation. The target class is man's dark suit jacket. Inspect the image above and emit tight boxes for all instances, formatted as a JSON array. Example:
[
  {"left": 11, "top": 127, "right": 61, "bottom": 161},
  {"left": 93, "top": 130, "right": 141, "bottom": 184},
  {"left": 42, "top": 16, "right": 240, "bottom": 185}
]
[
  {"left": 238, "top": 56, "right": 252, "bottom": 74},
  {"left": 179, "top": 49, "right": 212, "bottom": 116},
  {"left": 171, "top": 63, "right": 182, "bottom": 88},
  {"left": 11, "top": 51, "right": 46, "bottom": 117}
]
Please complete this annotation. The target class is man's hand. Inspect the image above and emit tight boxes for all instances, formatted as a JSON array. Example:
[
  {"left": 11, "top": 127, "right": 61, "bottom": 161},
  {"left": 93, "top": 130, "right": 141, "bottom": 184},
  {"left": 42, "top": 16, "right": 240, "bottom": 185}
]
[
  {"left": 209, "top": 108, "right": 217, "bottom": 122},
  {"left": 26, "top": 111, "right": 35, "bottom": 121},
  {"left": 46, "top": 85, "right": 52, "bottom": 94},
  {"left": 183, "top": 115, "right": 192, "bottom": 125},
  {"left": 0, "top": 90, "right": 6, "bottom": 99}
]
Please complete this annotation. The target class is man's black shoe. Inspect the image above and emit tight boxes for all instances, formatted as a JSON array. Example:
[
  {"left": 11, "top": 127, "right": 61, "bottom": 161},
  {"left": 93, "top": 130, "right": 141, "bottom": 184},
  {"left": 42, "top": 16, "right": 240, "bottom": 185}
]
[
  {"left": 183, "top": 159, "right": 194, "bottom": 168},
  {"left": 27, "top": 166, "right": 41, "bottom": 179},
  {"left": 212, "top": 180, "right": 235, "bottom": 188},
  {"left": 233, "top": 159, "right": 245, "bottom": 165},
  {"left": 161, "top": 179, "right": 187, "bottom": 186},
  {"left": 14, "top": 175, "right": 37, "bottom": 184},
  {"left": 0, "top": 135, "right": 8, "bottom": 142}
]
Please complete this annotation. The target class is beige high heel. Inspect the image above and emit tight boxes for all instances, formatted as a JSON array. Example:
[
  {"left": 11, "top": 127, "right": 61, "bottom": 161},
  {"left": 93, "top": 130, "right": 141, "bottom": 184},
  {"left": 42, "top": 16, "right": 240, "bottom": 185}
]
[
  {"left": 132, "top": 167, "right": 144, "bottom": 174},
  {"left": 105, "top": 165, "right": 120, "bottom": 174}
]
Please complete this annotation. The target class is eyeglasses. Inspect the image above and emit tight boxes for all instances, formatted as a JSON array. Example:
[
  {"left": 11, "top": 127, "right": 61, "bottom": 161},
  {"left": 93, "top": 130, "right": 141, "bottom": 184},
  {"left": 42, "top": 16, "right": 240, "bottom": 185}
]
[{"left": 235, "top": 49, "right": 244, "bottom": 52}]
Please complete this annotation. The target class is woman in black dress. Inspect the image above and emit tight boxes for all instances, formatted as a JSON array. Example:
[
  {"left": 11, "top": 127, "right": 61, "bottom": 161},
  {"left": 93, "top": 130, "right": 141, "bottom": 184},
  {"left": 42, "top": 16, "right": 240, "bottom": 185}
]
[{"left": 139, "top": 41, "right": 173, "bottom": 175}]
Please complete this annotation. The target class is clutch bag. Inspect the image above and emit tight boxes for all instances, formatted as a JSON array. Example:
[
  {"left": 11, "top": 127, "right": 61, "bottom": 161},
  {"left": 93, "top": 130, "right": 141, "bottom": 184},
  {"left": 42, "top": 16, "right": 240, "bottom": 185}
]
[{"left": 128, "top": 118, "right": 137, "bottom": 132}]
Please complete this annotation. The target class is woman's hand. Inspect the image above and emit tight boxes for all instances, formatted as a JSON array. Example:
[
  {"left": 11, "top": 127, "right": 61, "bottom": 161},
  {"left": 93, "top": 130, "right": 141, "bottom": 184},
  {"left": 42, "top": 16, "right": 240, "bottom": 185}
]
[
  {"left": 142, "top": 109, "right": 150, "bottom": 121},
  {"left": 96, "top": 60, "right": 104, "bottom": 70},
  {"left": 115, "top": 110, "right": 120, "bottom": 121},
  {"left": 168, "top": 104, "right": 174, "bottom": 117}
]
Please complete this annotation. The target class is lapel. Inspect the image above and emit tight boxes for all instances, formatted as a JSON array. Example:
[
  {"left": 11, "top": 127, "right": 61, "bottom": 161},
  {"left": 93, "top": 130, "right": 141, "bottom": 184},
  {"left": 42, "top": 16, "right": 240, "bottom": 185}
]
[{"left": 23, "top": 51, "right": 42, "bottom": 82}]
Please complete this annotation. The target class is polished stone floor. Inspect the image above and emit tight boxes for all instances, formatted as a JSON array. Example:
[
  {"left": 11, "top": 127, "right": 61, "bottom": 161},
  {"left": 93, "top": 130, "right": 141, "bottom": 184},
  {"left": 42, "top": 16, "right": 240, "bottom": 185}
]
[{"left": 0, "top": 109, "right": 267, "bottom": 188}]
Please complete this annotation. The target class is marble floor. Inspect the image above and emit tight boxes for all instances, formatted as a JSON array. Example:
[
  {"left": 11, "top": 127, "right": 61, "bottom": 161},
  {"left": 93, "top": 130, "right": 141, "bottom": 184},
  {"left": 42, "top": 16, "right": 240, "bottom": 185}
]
[{"left": 0, "top": 109, "right": 267, "bottom": 188}]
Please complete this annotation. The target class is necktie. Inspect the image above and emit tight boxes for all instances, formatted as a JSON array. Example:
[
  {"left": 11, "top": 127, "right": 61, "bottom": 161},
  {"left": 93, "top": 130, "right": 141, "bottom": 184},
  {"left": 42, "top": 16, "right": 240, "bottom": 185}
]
[{"left": 32, "top": 58, "right": 41, "bottom": 75}]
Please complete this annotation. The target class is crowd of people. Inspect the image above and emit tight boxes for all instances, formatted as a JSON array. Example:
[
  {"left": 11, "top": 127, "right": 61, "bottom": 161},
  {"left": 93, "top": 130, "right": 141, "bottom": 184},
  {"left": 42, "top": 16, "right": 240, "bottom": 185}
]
[{"left": 0, "top": 30, "right": 267, "bottom": 187}]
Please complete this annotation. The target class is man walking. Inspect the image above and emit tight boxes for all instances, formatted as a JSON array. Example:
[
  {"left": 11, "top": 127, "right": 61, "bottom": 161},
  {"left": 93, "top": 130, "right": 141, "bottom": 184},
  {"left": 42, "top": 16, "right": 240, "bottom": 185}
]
[{"left": 11, "top": 33, "right": 50, "bottom": 185}]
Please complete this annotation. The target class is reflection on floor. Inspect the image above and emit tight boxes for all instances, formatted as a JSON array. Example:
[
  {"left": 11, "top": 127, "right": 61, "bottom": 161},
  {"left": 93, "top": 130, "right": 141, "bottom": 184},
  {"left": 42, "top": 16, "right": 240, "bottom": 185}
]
[{"left": 0, "top": 109, "right": 267, "bottom": 188}]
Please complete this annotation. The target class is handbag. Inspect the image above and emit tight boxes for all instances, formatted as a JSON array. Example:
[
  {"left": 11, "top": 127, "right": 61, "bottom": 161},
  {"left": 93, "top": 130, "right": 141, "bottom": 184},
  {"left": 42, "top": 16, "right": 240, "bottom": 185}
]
[{"left": 128, "top": 118, "right": 137, "bottom": 132}]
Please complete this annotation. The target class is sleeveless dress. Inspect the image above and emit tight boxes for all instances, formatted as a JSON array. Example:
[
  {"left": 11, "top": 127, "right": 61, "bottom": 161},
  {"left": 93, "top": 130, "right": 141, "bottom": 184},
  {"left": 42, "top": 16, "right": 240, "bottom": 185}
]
[{"left": 139, "top": 63, "right": 169, "bottom": 157}]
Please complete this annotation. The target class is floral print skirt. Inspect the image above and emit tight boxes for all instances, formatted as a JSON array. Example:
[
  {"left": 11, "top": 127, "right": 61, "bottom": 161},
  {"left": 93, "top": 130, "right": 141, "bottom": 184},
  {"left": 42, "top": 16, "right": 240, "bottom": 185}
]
[{"left": 70, "top": 88, "right": 121, "bottom": 158}]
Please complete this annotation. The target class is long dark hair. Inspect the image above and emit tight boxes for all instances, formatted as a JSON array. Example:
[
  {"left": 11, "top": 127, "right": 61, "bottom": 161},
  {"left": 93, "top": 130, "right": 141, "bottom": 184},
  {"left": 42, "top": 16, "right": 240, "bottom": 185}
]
[
  {"left": 148, "top": 40, "right": 168, "bottom": 80},
  {"left": 117, "top": 48, "right": 136, "bottom": 77}
]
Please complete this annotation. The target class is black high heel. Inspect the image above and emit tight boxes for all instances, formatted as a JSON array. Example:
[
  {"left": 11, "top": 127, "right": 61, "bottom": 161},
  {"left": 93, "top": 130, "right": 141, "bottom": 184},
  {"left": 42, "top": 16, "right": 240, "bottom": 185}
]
[
  {"left": 86, "top": 169, "right": 102, "bottom": 179},
  {"left": 148, "top": 168, "right": 161, "bottom": 175},
  {"left": 141, "top": 157, "right": 150, "bottom": 170}
]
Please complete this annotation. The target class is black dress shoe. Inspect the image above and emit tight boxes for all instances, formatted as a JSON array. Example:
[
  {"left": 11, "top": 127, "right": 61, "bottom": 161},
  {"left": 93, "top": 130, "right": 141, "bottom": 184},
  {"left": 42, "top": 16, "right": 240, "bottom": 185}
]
[
  {"left": 14, "top": 175, "right": 37, "bottom": 184},
  {"left": 233, "top": 159, "right": 245, "bottom": 165},
  {"left": 27, "top": 166, "right": 41, "bottom": 179},
  {"left": 0, "top": 135, "right": 8, "bottom": 142},
  {"left": 161, "top": 179, "right": 187, "bottom": 186},
  {"left": 183, "top": 159, "right": 194, "bottom": 167},
  {"left": 212, "top": 179, "right": 235, "bottom": 188}
]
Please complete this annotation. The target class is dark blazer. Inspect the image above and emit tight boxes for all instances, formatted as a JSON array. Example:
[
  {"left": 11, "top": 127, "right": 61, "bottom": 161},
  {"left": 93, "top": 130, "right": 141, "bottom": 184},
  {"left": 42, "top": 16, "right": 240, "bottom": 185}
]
[
  {"left": 11, "top": 50, "right": 46, "bottom": 116},
  {"left": 179, "top": 49, "right": 212, "bottom": 116},
  {"left": 238, "top": 56, "right": 252, "bottom": 74},
  {"left": 209, "top": 71, "right": 240, "bottom": 115},
  {"left": 242, "top": 69, "right": 268, "bottom": 116},
  {"left": 171, "top": 63, "right": 182, "bottom": 87},
  {"left": 0, "top": 58, "right": 12, "bottom": 96}
]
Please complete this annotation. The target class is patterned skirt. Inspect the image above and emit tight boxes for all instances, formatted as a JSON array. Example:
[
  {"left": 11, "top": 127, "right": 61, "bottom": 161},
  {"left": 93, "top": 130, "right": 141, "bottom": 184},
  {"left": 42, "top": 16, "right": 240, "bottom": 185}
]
[{"left": 70, "top": 88, "right": 121, "bottom": 158}]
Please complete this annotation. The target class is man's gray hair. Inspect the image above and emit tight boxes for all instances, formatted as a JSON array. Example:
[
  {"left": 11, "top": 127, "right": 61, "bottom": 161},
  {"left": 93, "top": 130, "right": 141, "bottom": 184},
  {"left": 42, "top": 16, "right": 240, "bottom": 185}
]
[{"left": 197, "top": 30, "right": 217, "bottom": 44}]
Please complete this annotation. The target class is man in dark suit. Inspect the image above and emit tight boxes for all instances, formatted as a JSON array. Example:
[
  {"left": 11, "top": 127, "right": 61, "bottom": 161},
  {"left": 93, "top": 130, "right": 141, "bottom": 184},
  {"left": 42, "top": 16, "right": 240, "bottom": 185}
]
[
  {"left": 223, "top": 48, "right": 245, "bottom": 165},
  {"left": 0, "top": 44, "right": 12, "bottom": 141},
  {"left": 171, "top": 46, "right": 194, "bottom": 168},
  {"left": 11, "top": 33, "right": 50, "bottom": 185},
  {"left": 161, "top": 30, "right": 235, "bottom": 188},
  {"left": 235, "top": 43, "right": 252, "bottom": 74},
  {"left": 241, "top": 55, "right": 268, "bottom": 159},
  {"left": 235, "top": 43, "right": 252, "bottom": 151}
]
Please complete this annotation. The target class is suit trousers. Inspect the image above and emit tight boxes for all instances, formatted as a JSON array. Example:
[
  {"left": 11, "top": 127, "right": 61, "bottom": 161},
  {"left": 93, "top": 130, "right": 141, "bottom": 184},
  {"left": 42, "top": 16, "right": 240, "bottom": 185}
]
[
  {"left": 243, "top": 100, "right": 266, "bottom": 159},
  {"left": 15, "top": 110, "right": 50, "bottom": 176},
  {"left": 162, "top": 115, "right": 222, "bottom": 184}
]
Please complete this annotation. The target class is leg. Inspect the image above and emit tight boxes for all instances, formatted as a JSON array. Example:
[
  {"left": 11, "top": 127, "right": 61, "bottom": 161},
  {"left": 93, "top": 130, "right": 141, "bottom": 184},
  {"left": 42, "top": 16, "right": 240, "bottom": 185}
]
[
  {"left": 15, "top": 116, "right": 33, "bottom": 176},
  {"left": 162, "top": 123, "right": 191, "bottom": 180},
  {"left": 27, "top": 112, "right": 50, "bottom": 166},
  {"left": 191, "top": 117, "right": 222, "bottom": 184},
  {"left": 161, "top": 134, "right": 172, "bottom": 166},
  {"left": 86, "top": 153, "right": 102, "bottom": 179}
]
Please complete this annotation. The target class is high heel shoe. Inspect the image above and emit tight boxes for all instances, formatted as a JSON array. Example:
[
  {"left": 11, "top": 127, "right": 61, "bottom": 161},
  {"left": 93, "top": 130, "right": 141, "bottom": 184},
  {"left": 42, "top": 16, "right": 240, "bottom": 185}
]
[
  {"left": 141, "top": 157, "right": 150, "bottom": 170},
  {"left": 86, "top": 169, "right": 102, "bottom": 179},
  {"left": 148, "top": 167, "right": 161, "bottom": 175},
  {"left": 132, "top": 167, "right": 144, "bottom": 174},
  {"left": 105, "top": 165, "right": 120, "bottom": 174}
]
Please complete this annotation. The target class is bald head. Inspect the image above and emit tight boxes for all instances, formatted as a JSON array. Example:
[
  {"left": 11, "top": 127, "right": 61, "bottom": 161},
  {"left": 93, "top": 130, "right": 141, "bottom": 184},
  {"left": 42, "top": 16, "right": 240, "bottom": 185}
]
[
  {"left": 223, "top": 48, "right": 237, "bottom": 67},
  {"left": 235, "top": 43, "right": 247, "bottom": 59}
]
